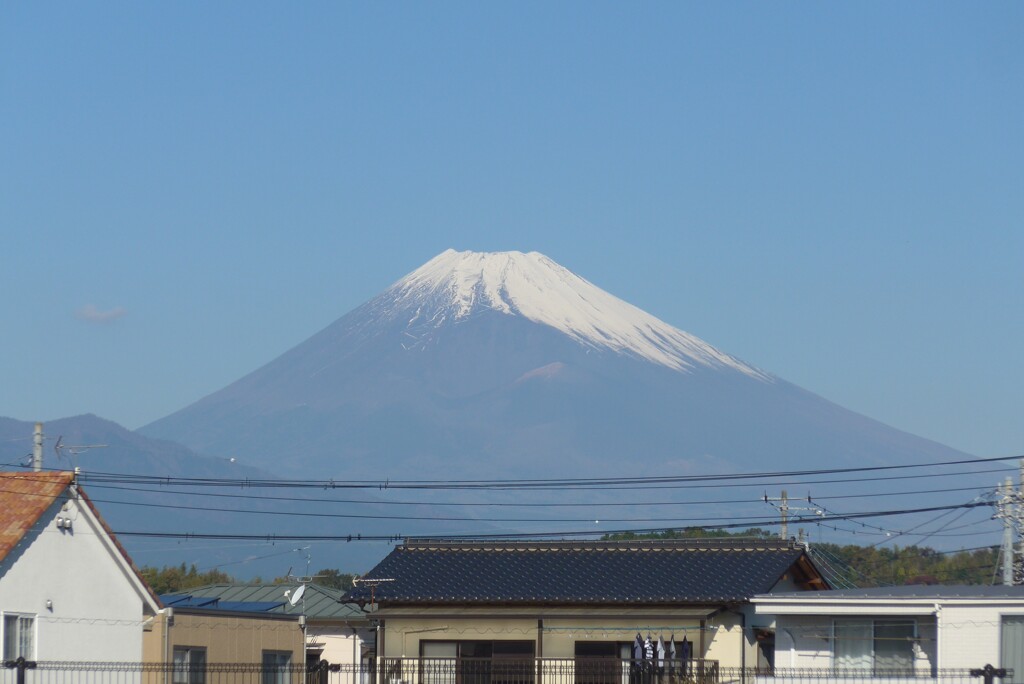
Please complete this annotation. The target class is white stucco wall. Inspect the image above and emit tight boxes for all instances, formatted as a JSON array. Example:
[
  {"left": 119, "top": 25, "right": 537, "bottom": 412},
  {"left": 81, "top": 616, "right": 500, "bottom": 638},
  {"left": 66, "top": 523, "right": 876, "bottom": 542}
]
[
  {"left": 307, "top": 624, "right": 370, "bottom": 665},
  {"left": 756, "top": 596, "right": 1024, "bottom": 674},
  {"left": 0, "top": 492, "right": 155, "bottom": 661},
  {"left": 938, "top": 604, "right": 1024, "bottom": 671}
]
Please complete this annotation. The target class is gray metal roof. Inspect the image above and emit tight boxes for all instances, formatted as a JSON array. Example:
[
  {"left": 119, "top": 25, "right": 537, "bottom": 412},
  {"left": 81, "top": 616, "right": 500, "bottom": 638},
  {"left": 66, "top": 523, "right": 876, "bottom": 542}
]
[
  {"left": 759, "top": 584, "right": 1024, "bottom": 600},
  {"left": 183, "top": 583, "right": 367, "bottom": 620}
]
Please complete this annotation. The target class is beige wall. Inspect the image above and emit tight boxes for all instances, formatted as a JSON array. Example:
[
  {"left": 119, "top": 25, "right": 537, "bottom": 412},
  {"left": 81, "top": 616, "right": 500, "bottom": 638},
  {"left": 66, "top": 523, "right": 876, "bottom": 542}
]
[
  {"left": 143, "top": 609, "right": 304, "bottom": 664},
  {"left": 377, "top": 608, "right": 743, "bottom": 667}
]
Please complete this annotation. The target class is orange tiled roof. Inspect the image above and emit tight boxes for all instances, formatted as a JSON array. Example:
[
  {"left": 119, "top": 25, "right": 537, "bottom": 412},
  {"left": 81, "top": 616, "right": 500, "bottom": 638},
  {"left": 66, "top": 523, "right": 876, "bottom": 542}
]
[{"left": 0, "top": 471, "right": 75, "bottom": 564}]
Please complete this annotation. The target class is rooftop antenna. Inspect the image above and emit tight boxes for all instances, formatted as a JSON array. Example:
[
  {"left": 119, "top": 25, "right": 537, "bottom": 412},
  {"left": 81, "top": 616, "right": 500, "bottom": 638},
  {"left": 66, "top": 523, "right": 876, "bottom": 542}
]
[
  {"left": 283, "top": 547, "right": 327, "bottom": 614},
  {"left": 54, "top": 436, "right": 108, "bottom": 470},
  {"left": 352, "top": 577, "right": 395, "bottom": 609}
]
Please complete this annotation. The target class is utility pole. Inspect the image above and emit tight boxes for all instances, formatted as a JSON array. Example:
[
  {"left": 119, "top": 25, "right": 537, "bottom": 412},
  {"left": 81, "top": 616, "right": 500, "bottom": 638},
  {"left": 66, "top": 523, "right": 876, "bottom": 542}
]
[
  {"left": 997, "top": 477, "right": 1015, "bottom": 585},
  {"left": 32, "top": 423, "right": 43, "bottom": 472},
  {"left": 764, "top": 491, "right": 823, "bottom": 544},
  {"left": 1016, "top": 460, "right": 1024, "bottom": 585},
  {"left": 764, "top": 490, "right": 789, "bottom": 540}
]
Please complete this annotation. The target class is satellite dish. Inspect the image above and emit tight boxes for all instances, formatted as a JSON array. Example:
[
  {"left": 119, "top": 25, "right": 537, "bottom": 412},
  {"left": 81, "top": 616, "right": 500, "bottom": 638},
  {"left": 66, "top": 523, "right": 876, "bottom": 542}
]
[{"left": 289, "top": 584, "right": 306, "bottom": 607}]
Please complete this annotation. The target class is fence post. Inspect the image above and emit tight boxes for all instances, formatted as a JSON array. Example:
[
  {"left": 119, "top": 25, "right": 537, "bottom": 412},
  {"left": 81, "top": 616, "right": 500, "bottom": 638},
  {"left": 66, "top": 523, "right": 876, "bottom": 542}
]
[
  {"left": 970, "top": 664, "right": 1009, "bottom": 684},
  {"left": 3, "top": 657, "right": 38, "bottom": 684}
]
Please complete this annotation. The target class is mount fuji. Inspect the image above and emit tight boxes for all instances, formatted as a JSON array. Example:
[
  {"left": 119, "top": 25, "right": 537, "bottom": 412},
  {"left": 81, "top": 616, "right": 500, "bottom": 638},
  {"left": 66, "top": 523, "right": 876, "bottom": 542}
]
[{"left": 141, "top": 249, "right": 971, "bottom": 482}]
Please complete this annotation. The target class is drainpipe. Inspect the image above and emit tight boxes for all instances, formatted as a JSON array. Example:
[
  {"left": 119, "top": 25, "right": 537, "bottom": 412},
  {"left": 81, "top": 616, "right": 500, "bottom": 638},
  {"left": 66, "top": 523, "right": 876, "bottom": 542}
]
[
  {"left": 376, "top": 619, "right": 385, "bottom": 684},
  {"left": 712, "top": 606, "right": 753, "bottom": 684},
  {"left": 724, "top": 608, "right": 746, "bottom": 684},
  {"left": 537, "top": 620, "right": 544, "bottom": 684},
  {"left": 779, "top": 629, "right": 796, "bottom": 668},
  {"left": 352, "top": 627, "right": 358, "bottom": 670},
  {"left": 163, "top": 608, "right": 174, "bottom": 684},
  {"left": 699, "top": 618, "right": 706, "bottom": 660}
]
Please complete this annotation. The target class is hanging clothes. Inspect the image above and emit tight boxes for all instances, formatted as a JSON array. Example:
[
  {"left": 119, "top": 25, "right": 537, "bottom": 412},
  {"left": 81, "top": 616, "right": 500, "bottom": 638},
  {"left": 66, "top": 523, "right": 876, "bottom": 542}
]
[
  {"left": 657, "top": 635, "right": 666, "bottom": 669},
  {"left": 668, "top": 635, "right": 677, "bottom": 675},
  {"left": 680, "top": 636, "right": 692, "bottom": 677},
  {"left": 631, "top": 632, "right": 644, "bottom": 684},
  {"left": 644, "top": 634, "right": 654, "bottom": 661}
]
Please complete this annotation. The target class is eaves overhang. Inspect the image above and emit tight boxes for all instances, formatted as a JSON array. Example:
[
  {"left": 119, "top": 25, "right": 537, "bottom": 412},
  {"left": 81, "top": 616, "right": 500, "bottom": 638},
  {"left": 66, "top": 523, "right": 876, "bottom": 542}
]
[{"left": 371, "top": 605, "right": 723, "bottom": 621}]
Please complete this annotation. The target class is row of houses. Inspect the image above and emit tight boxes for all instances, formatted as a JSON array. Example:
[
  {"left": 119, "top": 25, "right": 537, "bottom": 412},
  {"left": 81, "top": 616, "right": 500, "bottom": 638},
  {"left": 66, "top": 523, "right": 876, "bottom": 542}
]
[
  {"left": 2, "top": 471, "right": 1023, "bottom": 683},
  {"left": 0, "top": 471, "right": 370, "bottom": 670}
]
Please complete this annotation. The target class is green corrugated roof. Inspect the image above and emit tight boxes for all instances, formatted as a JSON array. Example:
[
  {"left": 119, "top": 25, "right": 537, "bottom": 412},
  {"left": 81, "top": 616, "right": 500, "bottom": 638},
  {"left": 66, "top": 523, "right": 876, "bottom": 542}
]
[{"left": 184, "top": 584, "right": 366, "bottom": 621}]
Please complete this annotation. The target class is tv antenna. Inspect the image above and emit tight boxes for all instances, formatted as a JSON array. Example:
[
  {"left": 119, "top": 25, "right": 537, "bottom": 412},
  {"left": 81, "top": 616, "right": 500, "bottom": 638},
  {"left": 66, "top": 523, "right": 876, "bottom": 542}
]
[
  {"left": 54, "top": 436, "right": 108, "bottom": 469},
  {"left": 352, "top": 577, "right": 394, "bottom": 609},
  {"left": 282, "top": 547, "right": 328, "bottom": 614}
]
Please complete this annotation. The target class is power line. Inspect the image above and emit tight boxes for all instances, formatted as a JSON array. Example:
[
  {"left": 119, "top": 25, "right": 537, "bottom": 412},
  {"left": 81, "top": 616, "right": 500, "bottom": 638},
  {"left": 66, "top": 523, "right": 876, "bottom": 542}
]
[
  {"left": 67, "top": 453, "right": 1020, "bottom": 490},
  {"left": 111, "top": 500, "right": 995, "bottom": 542},
  {"left": 80, "top": 480, "right": 1001, "bottom": 512}
]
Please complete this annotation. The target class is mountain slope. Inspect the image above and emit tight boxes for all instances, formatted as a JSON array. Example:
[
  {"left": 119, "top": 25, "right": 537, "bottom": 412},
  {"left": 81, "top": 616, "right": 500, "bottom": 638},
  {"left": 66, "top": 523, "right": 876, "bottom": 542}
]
[
  {"left": 141, "top": 249, "right": 974, "bottom": 484},
  {"left": 0, "top": 414, "right": 456, "bottom": 574}
]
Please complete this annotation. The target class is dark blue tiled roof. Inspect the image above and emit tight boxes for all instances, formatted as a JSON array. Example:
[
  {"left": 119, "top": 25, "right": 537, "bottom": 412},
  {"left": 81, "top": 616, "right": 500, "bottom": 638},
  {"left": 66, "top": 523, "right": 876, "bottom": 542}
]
[{"left": 347, "top": 538, "right": 819, "bottom": 605}]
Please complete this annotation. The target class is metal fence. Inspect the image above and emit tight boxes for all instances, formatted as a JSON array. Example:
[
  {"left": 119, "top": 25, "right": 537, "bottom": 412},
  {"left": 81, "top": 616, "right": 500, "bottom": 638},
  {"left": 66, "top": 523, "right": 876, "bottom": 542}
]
[
  {"left": 1, "top": 662, "right": 314, "bottom": 684},
  {"left": 2, "top": 662, "right": 1013, "bottom": 684}
]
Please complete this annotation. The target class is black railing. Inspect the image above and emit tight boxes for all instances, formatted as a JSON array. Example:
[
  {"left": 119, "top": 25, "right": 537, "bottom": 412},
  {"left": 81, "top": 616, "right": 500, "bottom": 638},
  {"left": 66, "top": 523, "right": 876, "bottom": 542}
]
[
  {"left": 1, "top": 663, "right": 313, "bottom": 684},
  {"left": 1, "top": 663, "right": 1012, "bottom": 684},
  {"left": 377, "top": 658, "right": 720, "bottom": 684}
]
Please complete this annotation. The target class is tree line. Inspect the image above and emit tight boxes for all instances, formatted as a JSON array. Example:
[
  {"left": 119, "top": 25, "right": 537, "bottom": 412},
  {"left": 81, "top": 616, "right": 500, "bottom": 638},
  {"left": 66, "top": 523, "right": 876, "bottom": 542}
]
[
  {"left": 139, "top": 563, "right": 358, "bottom": 595},
  {"left": 604, "top": 527, "right": 1000, "bottom": 586}
]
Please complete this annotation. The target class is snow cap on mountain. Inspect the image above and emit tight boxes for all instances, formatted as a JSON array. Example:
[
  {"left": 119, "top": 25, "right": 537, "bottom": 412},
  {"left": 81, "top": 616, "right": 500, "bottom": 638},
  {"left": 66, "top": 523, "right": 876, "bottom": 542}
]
[{"left": 384, "top": 249, "right": 769, "bottom": 379}]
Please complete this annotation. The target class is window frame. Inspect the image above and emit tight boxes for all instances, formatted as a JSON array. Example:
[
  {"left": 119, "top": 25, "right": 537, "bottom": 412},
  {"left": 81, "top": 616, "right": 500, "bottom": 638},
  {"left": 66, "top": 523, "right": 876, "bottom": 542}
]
[
  {"left": 262, "top": 650, "right": 294, "bottom": 684},
  {"left": 172, "top": 645, "right": 207, "bottom": 684},
  {"left": 2, "top": 613, "right": 36, "bottom": 661},
  {"left": 831, "top": 618, "right": 917, "bottom": 674}
]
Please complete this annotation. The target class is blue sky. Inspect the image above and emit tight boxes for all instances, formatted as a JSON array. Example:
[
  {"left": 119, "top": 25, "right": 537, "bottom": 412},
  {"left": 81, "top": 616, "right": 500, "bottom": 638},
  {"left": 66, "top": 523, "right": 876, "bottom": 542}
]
[{"left": 1, "top": 3, "right": 1021, "bottom": 458}]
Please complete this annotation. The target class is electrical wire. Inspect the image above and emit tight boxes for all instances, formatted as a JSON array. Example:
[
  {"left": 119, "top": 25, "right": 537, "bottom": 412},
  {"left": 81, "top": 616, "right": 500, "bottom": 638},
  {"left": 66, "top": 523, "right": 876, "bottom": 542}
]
[
  {"left": 78, "top": 480, "right": 1000, "bottom": 511},
  {"left": 110, "top": 500, "right": 995, "bottom": 542},
  {"left": 64, "top": 453, "right": 1020, "bottom": 490}
]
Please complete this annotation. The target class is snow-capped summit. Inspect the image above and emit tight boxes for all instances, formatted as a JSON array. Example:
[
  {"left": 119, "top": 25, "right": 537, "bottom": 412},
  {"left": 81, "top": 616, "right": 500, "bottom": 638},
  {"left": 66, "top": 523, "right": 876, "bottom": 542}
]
[
  {"left": 380, "top": 249, "right": 768, "bottom": 379},
  {"left": 142, "top": 248, "right": 972, "bottom": 487}
]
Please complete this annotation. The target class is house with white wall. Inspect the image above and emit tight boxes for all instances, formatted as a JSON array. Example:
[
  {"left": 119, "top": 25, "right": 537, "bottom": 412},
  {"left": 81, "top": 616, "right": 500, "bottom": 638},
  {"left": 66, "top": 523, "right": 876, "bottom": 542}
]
[
  {"left": 752, "top": 585, "right": 1024, "bottom": 680},
  {"left": 0, "top": 471, "right": 161, "bottom": 662}
]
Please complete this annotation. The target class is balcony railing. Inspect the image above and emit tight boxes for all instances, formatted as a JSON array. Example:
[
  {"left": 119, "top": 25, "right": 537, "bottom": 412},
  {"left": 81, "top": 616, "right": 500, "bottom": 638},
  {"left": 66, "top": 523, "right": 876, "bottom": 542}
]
[
  {"left": 4, "top": 662, "right": 1005, "bottom": 684},
  {"left": 377, "top": 657, "right": 720, "bottom": 684}
]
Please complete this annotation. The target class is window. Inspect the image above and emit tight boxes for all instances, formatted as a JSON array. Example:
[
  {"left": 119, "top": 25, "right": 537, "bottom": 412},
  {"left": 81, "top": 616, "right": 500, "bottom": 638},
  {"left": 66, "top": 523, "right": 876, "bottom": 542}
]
[
  {"left": 833, "top": 619, "right": 915, "bottom": 674},
  {"left": 173, "top": 647, "right": 207, "bottom": 684},
  {"left": 1002, "top": 617, "right": 1024, "bottom": 684},
  {"left": 2, "top": 614, "right": 34, "bottom": 660},
  {"left": 574, "top": 642, "right": 631, "bottom": 684},
  {"left": 263, "top": 651, "right": 293, "bottom": 684},
  {"left": 418, "top": 642, "right": 535, "bottom": 684}
]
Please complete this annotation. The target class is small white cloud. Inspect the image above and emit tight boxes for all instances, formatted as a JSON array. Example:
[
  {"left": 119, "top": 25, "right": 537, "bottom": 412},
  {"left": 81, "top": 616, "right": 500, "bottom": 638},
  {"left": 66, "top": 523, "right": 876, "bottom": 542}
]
[{"left": 76, "top": 304, "right": 127, "bottom": 324}]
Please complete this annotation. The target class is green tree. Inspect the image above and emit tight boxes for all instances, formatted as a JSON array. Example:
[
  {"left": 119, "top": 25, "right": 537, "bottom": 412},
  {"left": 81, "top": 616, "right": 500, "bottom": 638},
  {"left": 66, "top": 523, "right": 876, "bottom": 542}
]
[
  {"left": 140, "top": 564, "right": 233, "bottom": 594},
  {"left": 601, "top": 528, "right": 999, "bottom": 586},
  {"left": 272, "top": 568, "right": 357, "bottom": 591}
]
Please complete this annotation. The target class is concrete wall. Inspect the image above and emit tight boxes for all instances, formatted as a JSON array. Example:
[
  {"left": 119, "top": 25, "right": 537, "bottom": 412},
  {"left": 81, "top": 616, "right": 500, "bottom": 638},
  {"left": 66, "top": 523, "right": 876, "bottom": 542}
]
[{"left": 0, "top": 494, "right": 155, "bottom": 661}]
